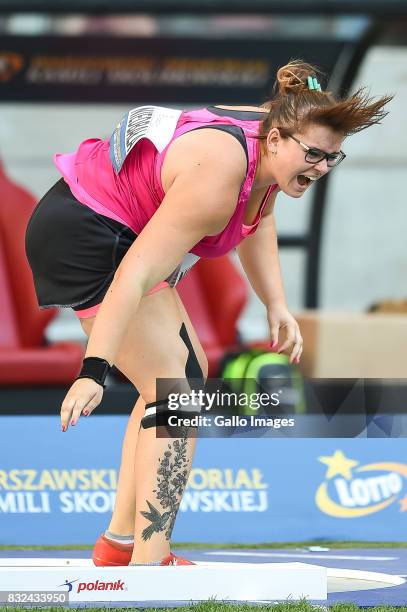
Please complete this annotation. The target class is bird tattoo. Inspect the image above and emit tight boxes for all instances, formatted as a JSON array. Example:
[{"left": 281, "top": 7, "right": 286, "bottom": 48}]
[{"left": 140, "top": 500, "right": 172, "bottom": 541}]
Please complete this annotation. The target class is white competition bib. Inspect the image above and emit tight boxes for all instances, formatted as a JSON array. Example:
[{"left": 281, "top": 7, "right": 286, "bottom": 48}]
[
  {"left": 165, "top": 253, "right": 201, "bottom": 288},
  {"left": 109, "top": 105, "right": 182, "bottom": 174},
  {"left": 109, "top": 106, "right": 199, "bottom": 288}
]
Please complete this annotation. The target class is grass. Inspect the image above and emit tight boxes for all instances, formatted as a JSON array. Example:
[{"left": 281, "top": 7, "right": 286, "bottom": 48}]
[
  {"left": 0, "top": 604, "right": 407, "bottom": 612},
  {"left": 0, "top": 541, "right": 406, "bottom": 551}
]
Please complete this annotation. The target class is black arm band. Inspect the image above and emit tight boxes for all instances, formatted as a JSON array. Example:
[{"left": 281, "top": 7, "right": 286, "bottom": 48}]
[{"left": 76, "top": 357, "right": 111, "bottom": 388}]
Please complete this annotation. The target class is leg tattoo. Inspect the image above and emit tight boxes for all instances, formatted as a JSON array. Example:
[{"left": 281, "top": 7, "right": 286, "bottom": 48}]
[
  {"left": 140, "top": 428, "right": 189, "bottom": 542},
  {"left": 139, "top": 323, "right": 204, "bottom": 542}
]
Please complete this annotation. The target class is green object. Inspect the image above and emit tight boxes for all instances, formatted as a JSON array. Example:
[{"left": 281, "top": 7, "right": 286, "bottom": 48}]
[
  {"left": 307, "top": 75, "right": 322, "bottom": 92},
  {"left": 221, "top": 349, "right": 306, "bottom": 416}
]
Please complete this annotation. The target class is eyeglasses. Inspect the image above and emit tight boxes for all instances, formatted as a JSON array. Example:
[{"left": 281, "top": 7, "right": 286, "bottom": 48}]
[{"left": 287, "top": 134, "right": 346, "bottom": 167}]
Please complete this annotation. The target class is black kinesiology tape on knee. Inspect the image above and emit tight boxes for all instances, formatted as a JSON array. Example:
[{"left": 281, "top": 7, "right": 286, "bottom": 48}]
[
  {"left": 140, "top": 323, "right": 205, "bottom": 430},
  {"left": 141, "top": 399, "right": 170, "bottom": 430},
  {"left": 141, "top": 396, "right": 203, "bottom": 430},
  {"left": 179, "top": 322, "right": 204, "bottom": 383}
]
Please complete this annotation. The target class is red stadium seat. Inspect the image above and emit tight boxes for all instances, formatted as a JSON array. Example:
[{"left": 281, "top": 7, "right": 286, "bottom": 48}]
[{"left": 0, "top": 163, "right": 84, "bottom": 385}]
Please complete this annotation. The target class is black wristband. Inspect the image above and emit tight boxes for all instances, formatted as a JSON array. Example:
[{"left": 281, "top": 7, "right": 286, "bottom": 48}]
[{"left": 76, "top": 357, "right": 111, "bottom": 388}]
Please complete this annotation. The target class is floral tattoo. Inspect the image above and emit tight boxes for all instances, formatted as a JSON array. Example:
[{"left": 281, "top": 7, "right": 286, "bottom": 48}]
[{"left": 140, "top": 429, "right": 189, "bottom": 541}]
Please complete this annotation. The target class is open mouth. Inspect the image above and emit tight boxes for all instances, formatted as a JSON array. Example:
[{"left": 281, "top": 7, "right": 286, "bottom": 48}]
[{"left": 297, "top": 174, "right": 319, "bottom": 188}]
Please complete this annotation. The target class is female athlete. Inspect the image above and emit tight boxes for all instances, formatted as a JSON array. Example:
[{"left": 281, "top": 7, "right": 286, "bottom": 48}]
[{"left": 25, "top": 60, "right": 391, "bottom": 565}]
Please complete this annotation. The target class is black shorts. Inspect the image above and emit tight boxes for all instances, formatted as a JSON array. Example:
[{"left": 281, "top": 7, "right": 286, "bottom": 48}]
[{"left": 25, "top": 179, "right": 138, "bottom": 311}]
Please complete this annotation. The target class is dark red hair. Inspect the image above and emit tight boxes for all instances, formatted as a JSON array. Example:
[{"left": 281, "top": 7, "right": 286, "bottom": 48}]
[{"left": 257, "top": 59, "right": 393, "bottom": 142}]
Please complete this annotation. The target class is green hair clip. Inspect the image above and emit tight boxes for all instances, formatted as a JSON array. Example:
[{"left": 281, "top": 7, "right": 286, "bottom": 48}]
[{"left": 307, "top": 75, "right": 322, "bottom": 92}]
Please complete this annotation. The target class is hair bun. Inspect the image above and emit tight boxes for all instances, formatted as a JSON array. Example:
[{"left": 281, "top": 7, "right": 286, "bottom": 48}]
[{"left": 276, "top": 59, "right": 322, "bottom": 95}]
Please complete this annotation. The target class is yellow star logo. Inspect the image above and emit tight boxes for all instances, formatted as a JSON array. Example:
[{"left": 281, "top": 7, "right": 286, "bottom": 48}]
[
  {"left": 399, "top": 495, "right": 407, "bottom": 512},
  {"left": 318, "top": 450, "right": 359, "bottom": 480}
]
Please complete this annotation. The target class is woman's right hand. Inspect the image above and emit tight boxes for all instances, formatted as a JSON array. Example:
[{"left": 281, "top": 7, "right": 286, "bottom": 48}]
[{"left": 60, "top": 378, "right": 104, "bottom": 431}]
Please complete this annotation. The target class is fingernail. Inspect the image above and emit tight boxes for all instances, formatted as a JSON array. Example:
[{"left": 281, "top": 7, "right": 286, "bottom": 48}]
[
  {"left": 71, "top": 420, "right": 76, "bottom": 427},
  {"left": 271, "top": 340, "right": 278, "bottom": 348},
  {"left": 61, "top": 425, "right": 66, "bottom": 433},
  {"left": 83, "top": 410, "right": 89, "bottom": 417}
]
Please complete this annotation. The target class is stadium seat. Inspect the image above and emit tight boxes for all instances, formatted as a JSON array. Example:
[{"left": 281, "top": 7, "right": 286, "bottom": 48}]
[{"left": 0, "top": 163, "right": 84, "bottom": 385}]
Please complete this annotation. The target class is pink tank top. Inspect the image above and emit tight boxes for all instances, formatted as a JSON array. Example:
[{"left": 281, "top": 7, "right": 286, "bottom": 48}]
[{"left": 54, "top": 106, "right": 278, "bottom": 259}]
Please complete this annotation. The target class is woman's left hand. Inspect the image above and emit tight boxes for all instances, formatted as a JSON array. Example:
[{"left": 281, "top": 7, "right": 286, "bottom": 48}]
[{"left": 267, "top": 303, "right": 303, "bottom": 364}]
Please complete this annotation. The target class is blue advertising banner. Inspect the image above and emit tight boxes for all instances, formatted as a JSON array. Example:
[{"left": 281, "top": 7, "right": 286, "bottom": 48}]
[{"left": 0, "top": 416, "right": 406, "bottom": 545}]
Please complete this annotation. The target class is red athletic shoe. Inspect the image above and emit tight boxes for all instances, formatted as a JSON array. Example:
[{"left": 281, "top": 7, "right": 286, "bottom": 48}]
[
  {"left": 92, "top": 534, "right": 133, "bottom": 566},
  {"left": 160, "top": 552, "right": 195, "bottom": 565}
]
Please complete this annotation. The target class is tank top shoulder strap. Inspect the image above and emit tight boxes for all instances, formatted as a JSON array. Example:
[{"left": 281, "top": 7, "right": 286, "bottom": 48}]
[
  {"left": 185, "top": 124, "right": 248, "bottom": 167},
  {"left": 205, "top": 105, "right": 268, "bottom": 122},
  {"left": 155, "top": 106, "right": 264, "bottom": 187}
]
